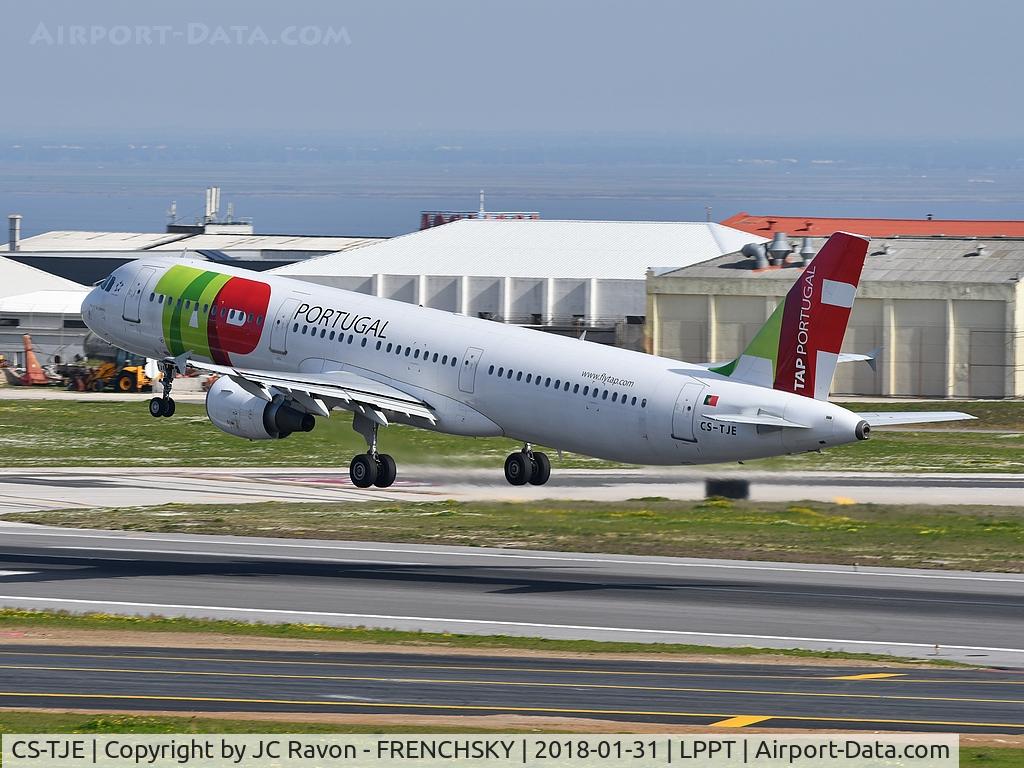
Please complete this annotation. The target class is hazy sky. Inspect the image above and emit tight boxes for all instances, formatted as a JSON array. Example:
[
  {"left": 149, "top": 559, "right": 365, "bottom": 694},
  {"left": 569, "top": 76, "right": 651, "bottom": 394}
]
[{"left": 1, "top": 0, "right": 1021, "bottom": 141}]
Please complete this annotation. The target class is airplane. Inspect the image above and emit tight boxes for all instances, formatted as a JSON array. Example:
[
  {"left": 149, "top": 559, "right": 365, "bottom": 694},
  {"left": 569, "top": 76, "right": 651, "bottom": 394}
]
[{"left": 81, "top": 231, "right": 974, "bottom": 488}]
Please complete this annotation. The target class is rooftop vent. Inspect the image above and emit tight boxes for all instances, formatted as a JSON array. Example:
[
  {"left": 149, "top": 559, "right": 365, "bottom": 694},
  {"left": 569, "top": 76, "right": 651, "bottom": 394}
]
[
  {"left": 798, "top": 237, "right": 815, "bottom": 265},
  {"left": 976, "top": 244, "right": 988, "bottom": 257},
  {"left": 768, "top": 232, "right": 792, "bottom": 266},
  {"left": 741, "top": 242, "right": 769, "bottom": 269},
  {"left": 7, "top": 214, "right": 21, "bottom": 252}
]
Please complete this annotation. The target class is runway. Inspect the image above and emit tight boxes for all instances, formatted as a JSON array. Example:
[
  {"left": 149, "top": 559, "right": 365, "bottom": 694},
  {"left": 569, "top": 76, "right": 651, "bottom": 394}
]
[
  {"left": 0, "top": 644, "right": 1021, "bottom": 733},
  {"left": 0, "top": 523, "right": 1021, "bottom": 667},
  {"left": 1, "top": 466, "right": 1022, "bottom": 510}
]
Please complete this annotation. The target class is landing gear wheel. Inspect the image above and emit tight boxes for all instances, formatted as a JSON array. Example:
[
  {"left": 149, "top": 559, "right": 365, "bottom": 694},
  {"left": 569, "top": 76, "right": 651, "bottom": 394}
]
[
  {"left": 161, "top": 397, "right": 175, "bottom": 417},
  {"left": 374, "top": 453, "right": 397, "bottom": 488},
  {"left": 528, "top": 451, "right": 551, "bottom": 485},
  {"left": 504, "top": 452, "right": 533, "bottom": 486},
  {"left": 350, "top": 453, "right": 378, "bottom": 488},
  {"left": 116, "top": 372, "right": 136, "bottom": 392},
  {"left": 148, "top": 397, "right": 164, "bottom": 418}
]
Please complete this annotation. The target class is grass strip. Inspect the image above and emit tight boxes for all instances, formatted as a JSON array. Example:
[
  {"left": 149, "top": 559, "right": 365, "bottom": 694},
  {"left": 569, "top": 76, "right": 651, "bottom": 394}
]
[
  {"left": 0, "top": 400, "right": 1022, "bottom": 472},
  {"left": 0, "top": 608, "right": 960, "bottom": 665}
]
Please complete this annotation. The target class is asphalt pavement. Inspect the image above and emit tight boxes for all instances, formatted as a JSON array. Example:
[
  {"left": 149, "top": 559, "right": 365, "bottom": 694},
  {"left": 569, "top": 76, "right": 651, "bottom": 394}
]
[
  {"left": 0, "top": 644, "right": 1021, "bottom": 733},
  {"left": 0, "top": 523, "right": 1021, "bottom": 667}
]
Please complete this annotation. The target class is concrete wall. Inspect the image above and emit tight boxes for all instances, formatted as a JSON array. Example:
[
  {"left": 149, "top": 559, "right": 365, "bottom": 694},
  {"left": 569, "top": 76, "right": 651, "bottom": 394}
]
[{"left": 648, "top": 277, "right": 1021, "bottom": 398}]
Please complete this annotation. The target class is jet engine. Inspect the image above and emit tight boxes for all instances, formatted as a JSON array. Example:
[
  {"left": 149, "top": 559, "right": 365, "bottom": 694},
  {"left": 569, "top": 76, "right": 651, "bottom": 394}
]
[{"left": 205, "top": 375, "right": 315, "bottom": 440}]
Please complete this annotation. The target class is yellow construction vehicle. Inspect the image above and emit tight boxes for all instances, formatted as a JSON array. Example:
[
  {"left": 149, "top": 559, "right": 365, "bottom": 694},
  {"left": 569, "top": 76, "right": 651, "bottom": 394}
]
[{"left": 62, "top": 334, "right": 154, "bottom": 392}]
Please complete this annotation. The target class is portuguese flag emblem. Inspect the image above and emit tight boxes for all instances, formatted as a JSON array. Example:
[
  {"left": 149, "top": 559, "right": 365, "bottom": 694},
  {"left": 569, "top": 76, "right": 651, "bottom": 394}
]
[{"left": 704, "top": 394, "right": 719, "bottom": 407}]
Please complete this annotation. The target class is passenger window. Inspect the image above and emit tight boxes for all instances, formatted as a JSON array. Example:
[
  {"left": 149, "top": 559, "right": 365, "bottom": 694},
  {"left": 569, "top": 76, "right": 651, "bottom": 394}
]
[
  {"left": 176, "top": 298, "right": 182, "bottom": 307},
  {"left": 148, "top": 293, "right": 155, "bottom": 302},
  {"left": 386, "top": 343, "right": 393, "bottom": 353},
  {"left": 404, "top": 347, "right": 411, "bottom": 357},
  {"left": 554, "top": 379, "right": 560, "bottom": 389},
  {"left": 526, "top": 373, "right": 532, "bottom": 383},
  {"left": 641, "top": 398, "right": 647, "bottom": 408},
  {"left": 497, "top": 367, "right": 504, "bottom": 377},
  {"left": 432, "top": 353, "right": 438, "bottom": 363},
  {"left": 516, "top": 371, "right": 522, "bottom": 381},
  {"left": 442, "top": 355, "right": 448, "bottom": 365},
  {"left": 221, "top": 307, "right": 226, "bottom": 317},
  {"left": 362, "top": 338, "right": 368, "bottom": 347},
  {"left": 573, "top": 384, "right": 579, "bottom": 393},
  {"left": 488, "top": 365, "right": 495, "bottom": 375},
  {"left": 157, "top": 295, "right": 164, "bottom": 305},
  {"left": 292, "top": 323, "right": 298, "bottom": 332},
  {"left": 583, "top": 386, "right": 589, "bottom": 396},
  {"left": 631, "top": 396, "right": 637, "bottom": 405},
  {"left": 612, "top": 393, "right": 618, "bottom": 402},
  {"left": 593, "top": 389, "right": 599, "bottom": 398},
  {"left": 414, "top": 349, "right": 420, "bottom": 359},
  {"left": 348, "top": 335, "right": 354, "bottom": 344},
  {"left": 451, "top": 358, "right": 458, "bottom": 367},
  {"left": 248, "top": 313, "right": 255, "bottom": 324},
  {"left": 507, "top": 369, "right": 513, "bottom": 379},
  {"left": 564, "top": 381, "right": 570, "bottom": 391},
  {"left": 602, "top": 390, "right": 608, "bottom": 400},
  {"left": 544, "top": 378, "right": 551, "bottom": 387},
  {"left": 302, "top": 325, "right": 308, "bottom": 334},
  {"left": 329, "top": 331, "right": 336, "bottom": 341},
  {"left": 319, "top": 328, "right": 326, "bottom": 338}
]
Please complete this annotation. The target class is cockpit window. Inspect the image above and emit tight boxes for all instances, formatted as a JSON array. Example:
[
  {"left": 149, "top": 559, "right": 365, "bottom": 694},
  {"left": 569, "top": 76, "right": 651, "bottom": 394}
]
[{"left": 99, "top": 275, "right": 116, "bottom": 292}]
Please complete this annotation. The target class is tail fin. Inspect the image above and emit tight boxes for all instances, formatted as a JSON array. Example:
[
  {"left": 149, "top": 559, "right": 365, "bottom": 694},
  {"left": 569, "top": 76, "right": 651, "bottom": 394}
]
[{"left": 710, "top": 231, "right": 869, "bottom": 400}]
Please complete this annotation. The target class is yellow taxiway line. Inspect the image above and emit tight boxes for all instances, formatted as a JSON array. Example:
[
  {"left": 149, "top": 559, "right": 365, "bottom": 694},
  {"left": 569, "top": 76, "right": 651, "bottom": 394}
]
[
  {"left": 0, "top": 663, "right": 1021, "bottom": 706},
  {"left": 0, "top": 690, "right": 1021, "bottom": 730}
]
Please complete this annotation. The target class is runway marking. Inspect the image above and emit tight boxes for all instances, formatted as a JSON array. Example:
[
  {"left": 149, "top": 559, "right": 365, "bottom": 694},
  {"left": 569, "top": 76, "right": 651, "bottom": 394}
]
[
  {"left": 1, "top": 664, "right": 1020, "bottom": 705},
  {"left": 5, "top": 650, "right": 1007, "bottom": 686},
  {"left": 710, "top": 715, "right": 771, "bottom": 727},
  {"left": 1, "top": 595, "right": 1022, "bottom": 657},
  {"left": 0, "top": 690, "right": 1021, "bottom": 730},
  {"left": 830, "top": 673, "right": 907, "bottom": 680},
  {"left": 3, "top": 528, "right": 1023, "bottom": 583}
]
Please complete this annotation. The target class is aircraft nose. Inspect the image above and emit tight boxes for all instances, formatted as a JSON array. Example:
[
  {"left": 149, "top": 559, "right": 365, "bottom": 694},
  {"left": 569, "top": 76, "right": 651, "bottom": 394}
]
[{"left": 81, "top": 287, "right": 102, "bottom": 329}]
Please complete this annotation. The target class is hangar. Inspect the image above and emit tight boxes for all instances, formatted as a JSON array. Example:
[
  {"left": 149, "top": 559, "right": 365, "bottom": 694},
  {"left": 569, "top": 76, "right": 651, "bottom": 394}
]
[
  {"left": 648, "top": 235, "right": 1024, "bottom": 398},
  {"left": 274, "top": 218, "right": 762, "bottom": 349}
]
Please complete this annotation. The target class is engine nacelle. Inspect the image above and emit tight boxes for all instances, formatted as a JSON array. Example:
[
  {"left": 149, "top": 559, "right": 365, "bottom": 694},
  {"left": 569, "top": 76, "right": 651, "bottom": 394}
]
[{"left": 205, "top": 376, "right": 316, "bottom": 440}]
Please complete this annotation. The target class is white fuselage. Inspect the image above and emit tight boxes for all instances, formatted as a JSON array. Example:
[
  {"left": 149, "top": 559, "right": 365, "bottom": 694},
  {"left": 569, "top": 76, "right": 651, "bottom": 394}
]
[{"left": 82, "top": 257, "right": 864, "bottom": 465}]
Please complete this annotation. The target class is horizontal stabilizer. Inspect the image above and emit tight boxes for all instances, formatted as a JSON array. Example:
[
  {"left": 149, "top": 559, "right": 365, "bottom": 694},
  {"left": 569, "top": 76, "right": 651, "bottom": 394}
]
[
  {"left": 855, "top": 411, "right": 976, "bottom": 427},
  {"left": 707, "top": 413, "right": 811, "bottom": 429}
]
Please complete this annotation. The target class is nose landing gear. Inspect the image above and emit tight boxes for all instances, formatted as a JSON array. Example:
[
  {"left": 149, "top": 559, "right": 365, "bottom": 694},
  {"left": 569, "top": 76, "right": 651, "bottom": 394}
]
[
  {"left": 504, "top": 444, "right": 551, "bottom": 486},
  {"left": 349, "top": 410, "right": 397, "bottom": 489},
  {"left": 148, "top": 360, "right": 178, "bottom": 418}
]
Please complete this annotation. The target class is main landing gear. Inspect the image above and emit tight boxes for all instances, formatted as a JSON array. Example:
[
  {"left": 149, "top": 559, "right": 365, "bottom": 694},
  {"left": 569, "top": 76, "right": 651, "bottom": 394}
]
[
  {"left": 504, "top": 445, "right": 551, "bottom": 486},
  {"left": 349, "top": 411, "right": 397, "bottom": 489},
  {"left": 148, "top": 360, "right": 177, "bottom": 418}
]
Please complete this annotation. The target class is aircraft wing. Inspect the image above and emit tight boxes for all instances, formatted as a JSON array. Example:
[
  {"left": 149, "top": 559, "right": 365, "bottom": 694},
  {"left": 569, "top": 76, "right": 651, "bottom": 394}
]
[
  {"left": 854, "top": 411, "right": 976, "bottom": 427},
  {"left": 194, "top": 362, "right": 436, "bottom": 424}
]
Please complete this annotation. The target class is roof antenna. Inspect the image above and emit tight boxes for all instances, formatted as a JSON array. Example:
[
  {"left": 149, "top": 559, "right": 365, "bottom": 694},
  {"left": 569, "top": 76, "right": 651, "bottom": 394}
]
[
  {"left": 478, "top": 189, "right": 485, "bottom": 218},
  {"left": 166, "top": 201, "right": 177, "bottom": 224},
  {"left": 705, "top": 205, "right": 712, "bottom": 222}
]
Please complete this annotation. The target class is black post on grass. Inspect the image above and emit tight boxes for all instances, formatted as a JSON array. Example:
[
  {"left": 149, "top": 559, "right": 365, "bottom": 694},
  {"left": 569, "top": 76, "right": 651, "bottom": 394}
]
[{"left": 705, "top": 478, "right": 750, "bottom": 500}]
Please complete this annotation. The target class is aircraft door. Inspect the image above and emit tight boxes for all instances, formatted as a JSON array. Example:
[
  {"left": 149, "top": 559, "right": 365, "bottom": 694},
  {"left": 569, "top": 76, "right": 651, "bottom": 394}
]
[
  {"left": 269, "top": 297, "right": 302, "bottom": 354},
  {"left": 671, "top": 381, "right": 705, "bottom": 441},
  {"left": 459, "top": 346, "right": 484, "bottom": 394},
  {"left": 122, "top": 267, "right": 157, "bottom": 322}
]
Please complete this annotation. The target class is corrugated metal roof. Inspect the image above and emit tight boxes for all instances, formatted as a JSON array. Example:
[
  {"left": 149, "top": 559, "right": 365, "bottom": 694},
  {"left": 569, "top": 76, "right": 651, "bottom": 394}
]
[
  {"left": 149, "top": 234, "right": 383, "bottom": 252},
  {"left": 13, "top": 231, "right": 186, "bottom": 251},
  {"left": 0, "top": 289, "right": 88, "bottom": 314},
  {"left": 273, "top": 219, "right": 765, "bottom": 280},
  {"left": 0, "top": 255, "right": 88, "bottom": 298},
  {"left": 659, "top": 237, "right": 1024, "bottom": 284},
  {"left": 721, "top": 212, "right": 1024, "bottom": 238}
]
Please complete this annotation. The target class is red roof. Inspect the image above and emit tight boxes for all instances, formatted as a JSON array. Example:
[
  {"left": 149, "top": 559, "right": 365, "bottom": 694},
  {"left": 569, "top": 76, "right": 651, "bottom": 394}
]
[{"left": 721, "top": 212, "right": 1024, "bottom": 238}]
